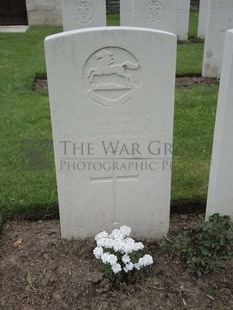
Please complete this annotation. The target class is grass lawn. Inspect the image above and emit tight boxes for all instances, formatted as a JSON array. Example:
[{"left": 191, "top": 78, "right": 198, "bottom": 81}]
[
  {"left": 0, "top": 12, "right": 219, "bottom": 220},
  {"left": 189, "top": 10, "right": 199, "bottom": 38}
]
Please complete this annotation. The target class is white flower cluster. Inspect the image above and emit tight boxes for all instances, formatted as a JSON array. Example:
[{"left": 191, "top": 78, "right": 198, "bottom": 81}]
[{"left": 93, "top": 226, "right": 153, "bottom": 274}]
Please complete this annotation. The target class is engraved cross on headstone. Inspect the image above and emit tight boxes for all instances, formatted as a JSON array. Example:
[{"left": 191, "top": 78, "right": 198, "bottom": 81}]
[{"left": 90, "top": 171, "right": 139, "bottom": 224}]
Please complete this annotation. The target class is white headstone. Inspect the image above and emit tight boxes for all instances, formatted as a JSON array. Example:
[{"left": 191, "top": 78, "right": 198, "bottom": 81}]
[
  {"left": 62, "top": 0, "right": 106, "bottom": 31},
  {"left": 198, "top": 0, "right": 210, "bottom": 39},
  {"left": 202, "top": 0, "right": 233, "bottom": 77},
  {"left": 120, "top": 0, "right": 178, "bottom": 34},
  {"left": 120, "top": 0, "right": 133, "bottom": 26},
  {"left": 206, "top": 29, "right": 233, "bottom": 221},
  {"left": 45, "top": 27, "right": 176, "bottom": 239},
  {"left": 176, "top": 0, "right": 190, "bottom": 40}
]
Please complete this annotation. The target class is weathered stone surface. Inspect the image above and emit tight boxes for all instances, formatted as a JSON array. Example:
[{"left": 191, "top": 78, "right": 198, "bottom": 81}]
[
  {"left": 202, "top": 0, "right": 233, "bottom": 77},
  {"left": 120, "top": 0, "right": 178, "bottom": 34},
  {"left": 176, "top": 0, "right": 190, "bottom": 40},
  {"left": 62, "top": 0, "right": 106, "bottom": 31},
  {"left": 26, "top": 0, "right": 62, "bottom": 25},
  {"left": 45, "top": 27, "right": 176, "bottom": 239},
  {"left": 206, "top": 29, "right": 233, "bottom": 220},
  {"left": 198, "top": 0, "right": 210, "bottom": 39}
]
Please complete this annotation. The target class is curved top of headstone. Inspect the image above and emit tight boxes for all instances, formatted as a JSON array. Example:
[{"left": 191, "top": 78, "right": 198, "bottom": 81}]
[{"left": 45, "top": 26, "right": 176, "bottom": 42}]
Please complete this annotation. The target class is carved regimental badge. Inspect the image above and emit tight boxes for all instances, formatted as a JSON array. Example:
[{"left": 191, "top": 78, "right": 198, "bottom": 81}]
[
  {"left": 146, "top": 1, "right": 165, "bottom": 23},
  {"left": 83, "top": 47, "right": 141, "bottom": 107},
  {"left": 75, "top": 1, "right": 94, "bottom": 24}
]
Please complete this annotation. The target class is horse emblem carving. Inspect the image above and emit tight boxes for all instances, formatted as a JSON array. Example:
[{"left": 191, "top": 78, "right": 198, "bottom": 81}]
[
  {"left": 88, "top": 49, "right": 140, "bottom": 87},
  {"left": 83, "top": 47, "right": 141, "bottom": 107}
]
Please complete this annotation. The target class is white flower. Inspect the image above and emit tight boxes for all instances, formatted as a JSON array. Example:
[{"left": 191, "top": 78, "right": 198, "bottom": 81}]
[
  {"left": 113, "top": 240, "right": 124, "bottom": 253},
  {"left": 93, "top": 246, "right": 103, "bottom": 259},
  {"left": 122, "top": 254, "right": 131, "bottom": 264},
  {"left": 122, "top": 238, "right": 135, "bottom": 254},
  {"left": 142, "top": 254, "right": 153, "bottom": 266},
  {"left": 104, "top": 238, "right": 114, "bottom": 249},
  {"left": 96, "top": 238, "right": 107, "bottom": 247},
  {"left": 108, "top": 254, "right": 118, "bottom": 266},
  {"left": 111, "top": 263, "right": 122, "bottom": 274},
  {"left": 120, "top": 225, "right": 131, "bottom": 237},
  {"left": 101, "top": 253, "right": 118, "bottom": 266},
  {"left": 134, "top": 262, "right": 142, "bottom": 270},
  {"left": 100, "top": 253, "right": 109, "bottom": 264},
  {"left": 133, "top": 242, "right": 144, "bottom": 251},
  {"left": 109, "top": 229, "right": 124, "bottom": 240},
  {"left": 123, "top": 262, "right": 134, "bottom": 273},
  {"left": 125, "top": 237, "right": 135, "bottom": 245},
  {"left": 94, "top": 227, "right": 152, "bottom": 277},
  {"left": 95, "top": 231, "right": 108, "bottom": 241},
  {"left": 96, "top": 237, "right": 114, "bottom": 249},
  {"left": 137, "top": 255, "right": 153, "bottom": 267}
]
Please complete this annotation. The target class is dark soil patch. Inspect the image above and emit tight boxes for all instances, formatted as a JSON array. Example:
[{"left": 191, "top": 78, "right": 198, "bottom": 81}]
[
  {"left": 175, "top": 76, "right": 217, "bottom": 88},
  {"left": 1, "top": 214, "right": 233, "bottom": 310},
  {"left": 33, "top": 79, "right": 48, "bottom": 91},
  {"left": 33, "top": 76, "right": 218, "bottom": 91}
]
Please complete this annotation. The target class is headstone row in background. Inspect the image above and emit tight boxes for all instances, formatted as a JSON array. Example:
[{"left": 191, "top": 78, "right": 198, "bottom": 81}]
[
  {"left": 62, "top": 0, "right": 106, "bottom": 31},
  {"left": 62, "top": 0, "right": 191, "bottom": 41},
  {"left": 120, "top": 0, "right": 178, "bottom": 35},
  {"left": 120, "top": 0, "right": 190, "bottom": 41},
  {"left": 202, "top": 0, "right": 233, "bottom": 78},
  {"left": 176, "top": 0, "right": 191, "bottom": 41},
  {"left": 198, "top": 0, "right": 210, "bottom": 39}
]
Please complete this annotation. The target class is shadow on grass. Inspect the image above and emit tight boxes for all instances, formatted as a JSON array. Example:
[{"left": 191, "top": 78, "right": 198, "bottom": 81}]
[{"left": 1, "top": 204, "right": 59, "bottom": 222}]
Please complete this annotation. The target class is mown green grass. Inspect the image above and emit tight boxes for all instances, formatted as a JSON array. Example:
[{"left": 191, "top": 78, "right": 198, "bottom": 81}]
[
  {"left": 172, "top": 86, "right": 218, "bottom": 205},
  {"left": 177, "top": 43, "right": 203, "bottom": 74},
  {"left": 189, "top": 11, "right": 199, "bottom": 38},
  {"left": 107, "top": 13, "right": 120, "bottom": 26},
  {"left": 0, "top": 27, "right": 61, "bottom": 220},
  {"left": 0, "top": 12, "right": 218, "bottom": 220}
]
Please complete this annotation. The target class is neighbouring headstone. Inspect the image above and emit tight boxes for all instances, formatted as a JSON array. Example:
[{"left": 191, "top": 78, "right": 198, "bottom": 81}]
[
  {"left": 26, "top": 0, "right": 62, "bottom": 26},
  {"left": 202, "top": 0, "right": 233, "bottom": 77},
  {"left": 62, "top": 0, "right": 106, "bottom": 31},
  {"left": 206, "top": 29, "right": 233, "bottom": 221},
  {"left": 198, "top": 0, "right": 210, "bottom": 39},
  {"left": 45, "top": 27, "right": 176, "bottom": 239},
  {"left": 120, "top": 0, "right": 133, "bottom": 26},
  {"left": 176, "top": 0, "right": 190, "bottom": 40},
  {"left": 120, "top": 0, "right": 178, "bottom": 34}
]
